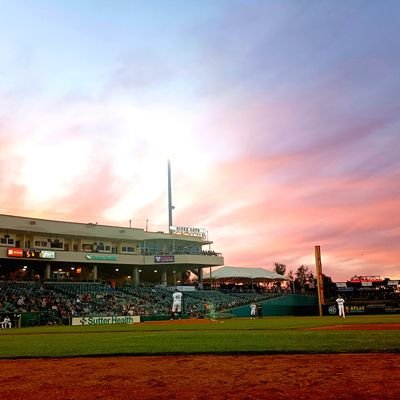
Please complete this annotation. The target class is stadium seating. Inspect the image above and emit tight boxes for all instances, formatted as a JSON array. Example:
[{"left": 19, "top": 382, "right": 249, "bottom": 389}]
[{"left": 0, "top": 281, "right": 283, "bottom": 325}]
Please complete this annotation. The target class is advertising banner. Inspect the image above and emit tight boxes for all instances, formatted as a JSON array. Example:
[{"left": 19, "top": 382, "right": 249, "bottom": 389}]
[
  {"left": 72, "top": 315, "right": 140, "bottom": 326},
  {"left": 325, "top": 302, "right": 400, "bottom": 315},
  {"left": 154, "top": 255, "right": 174, "bottom": 263}
]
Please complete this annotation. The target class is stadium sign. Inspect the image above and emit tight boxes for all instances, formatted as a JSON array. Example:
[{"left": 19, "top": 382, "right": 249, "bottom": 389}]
[
  {"left": 170, "top": 225, "right": 207, "bottom": 239},
  {"left": 347, "top": 305, "right": 365, "bottom": 313},
  {"left": 361, "top": 281, "right": 373, "bottom": 287},
  {"left": 85, "top": 254, "right": 117, "bottom": 261},
  {"left": 328, "top": 305, "right": 337, "bottom": 315},
  {"left": 72, "top": 315, "right": 140, "bottom": 326},
  {"left": 40, "top": 250, "right": 56, "bottom": 259},
  {"left": 325, "top": 302, "right": 400, "bottom": 315},
  {"left": 155, "top": 255, "right": 175, "bottom": 263},
  {"left": 7, "top": 247, "right": 56, "bottom": 259},
  {"left": 350, "top": 275, "right": 382, "bottom": 283},
  {"left": 176, "top": 285, "right": 195, "bottom": 292}
]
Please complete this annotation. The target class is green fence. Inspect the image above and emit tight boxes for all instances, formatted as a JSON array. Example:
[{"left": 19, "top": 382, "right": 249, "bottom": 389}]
[{"left": 219, "top": 294, "right": 318, "bottom": 318}]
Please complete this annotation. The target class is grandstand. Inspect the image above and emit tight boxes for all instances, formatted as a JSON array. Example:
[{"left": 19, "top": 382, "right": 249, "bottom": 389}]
[
  {"left": 2, "top": 273, "right": 398, "bottom": 327},
  {"left": 0, "top": 280, "right": 284, "bottom": 326}
]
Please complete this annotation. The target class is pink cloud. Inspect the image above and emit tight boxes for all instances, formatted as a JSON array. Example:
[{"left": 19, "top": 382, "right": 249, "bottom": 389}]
[{"left": 170, "top": 151, "right": 400, "bottom": 281}]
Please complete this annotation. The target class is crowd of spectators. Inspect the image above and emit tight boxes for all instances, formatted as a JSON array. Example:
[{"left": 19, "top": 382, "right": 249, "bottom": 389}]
[{"left": 0, "top": 281, "right": 279, "bottom": 327}]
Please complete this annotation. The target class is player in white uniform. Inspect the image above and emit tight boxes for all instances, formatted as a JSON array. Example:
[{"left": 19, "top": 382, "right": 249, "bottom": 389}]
[
  {"left": 336, "top": 294, "right": 345, "bottom": 318},
  {"left": 1, "top": 316, "right": 11, "bottom": 329},
  {"left": 250, "top": 303, "right": 256, "bottom": 319},
  {"left": 171, "top": 289, "right": 183, "bottom": 320}
]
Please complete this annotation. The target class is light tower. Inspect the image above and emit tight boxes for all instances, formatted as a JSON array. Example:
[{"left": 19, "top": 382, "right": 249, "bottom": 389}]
[{"left": 167, "top": 160, "right": 174, "bottom": 233}]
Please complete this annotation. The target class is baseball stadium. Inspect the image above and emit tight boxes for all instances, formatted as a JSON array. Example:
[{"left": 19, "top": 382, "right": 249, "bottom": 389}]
[{"left": 1, "top": 213, "right": 400, "bottom": 400}]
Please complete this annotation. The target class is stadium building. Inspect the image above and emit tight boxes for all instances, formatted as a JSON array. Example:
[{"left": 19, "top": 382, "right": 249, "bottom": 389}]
[{"left": 0, "top": 213, "right": 224, "bottom": 286}]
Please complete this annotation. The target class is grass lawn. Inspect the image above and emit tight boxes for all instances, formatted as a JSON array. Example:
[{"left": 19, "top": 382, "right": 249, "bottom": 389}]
[{"left": 0, "top": 315, "right": 399, "bottom": 358}]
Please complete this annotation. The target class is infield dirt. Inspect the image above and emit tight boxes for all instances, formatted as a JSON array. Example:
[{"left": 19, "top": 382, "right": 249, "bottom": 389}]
[
  {"left": 1, "top": 353, "right": 400, "bottom": 400},
  {"left": 1, "top": 321, "right": 400, "bottom": 399}
]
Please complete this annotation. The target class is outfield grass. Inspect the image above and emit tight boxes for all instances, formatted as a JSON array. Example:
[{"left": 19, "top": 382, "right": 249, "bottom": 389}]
[{"left": 0, "top": 315, "right": 399, "bottom": 358}]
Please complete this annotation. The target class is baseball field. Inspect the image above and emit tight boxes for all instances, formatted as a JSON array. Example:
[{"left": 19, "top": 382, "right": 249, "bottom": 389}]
[{"left": 1, "top": 315, "right": 400, "bottom": 399}]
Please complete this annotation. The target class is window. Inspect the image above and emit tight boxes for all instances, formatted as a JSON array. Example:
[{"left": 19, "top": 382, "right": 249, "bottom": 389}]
[
  {"left": 34, "top": 240, "right": 48, "bottom": 248},
  {"left": 50, "top": 241, "right": 64, "bottom": 249},
  {"left": 97, "top": 245, "right": 111, "bottom": 253},
  {"left": 122, "top": 246, "right": 136, "bottom": 254},
  {"left": 0, "top": 237, "right": 14, "bottom": 245}
]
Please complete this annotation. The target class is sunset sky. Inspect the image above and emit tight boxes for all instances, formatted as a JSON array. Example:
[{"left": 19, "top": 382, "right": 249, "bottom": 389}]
[{"left": 1, "top": 1, "right": 399, "bottom": 281}]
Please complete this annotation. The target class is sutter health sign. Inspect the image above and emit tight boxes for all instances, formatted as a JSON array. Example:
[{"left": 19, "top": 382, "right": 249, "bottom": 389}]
[{"left": 72, "top": 315, "right": 140, "bottom": 326}]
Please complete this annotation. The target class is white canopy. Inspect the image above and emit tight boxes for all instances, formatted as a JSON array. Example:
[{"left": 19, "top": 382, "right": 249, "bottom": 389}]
[{"left": 204, "top": 266, "right": 288, "bottom": 281}]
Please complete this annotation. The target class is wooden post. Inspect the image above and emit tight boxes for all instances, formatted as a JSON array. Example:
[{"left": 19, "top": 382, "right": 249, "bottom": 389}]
[{"left": 314, "top": 245, "right": 325, "bottom": 317}]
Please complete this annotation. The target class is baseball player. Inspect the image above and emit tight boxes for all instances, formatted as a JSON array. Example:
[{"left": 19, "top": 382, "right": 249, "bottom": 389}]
[
  {"left": 250, "top": 303, "right": 256, "bottom": 319},
  {"left": 336, "top": 294, "right": 346, "bottom": 318},
  {"left": 171, "top": 289, "right": 183, "bottom": 320},
  {"left": 1, "top": 316, "right": 12, "bottom": 329}
]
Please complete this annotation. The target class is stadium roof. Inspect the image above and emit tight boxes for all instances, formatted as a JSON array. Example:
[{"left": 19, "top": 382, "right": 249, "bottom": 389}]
[
  {"left": 204, "top": 266, "right": 288, "bottom": 280},
  {"left": 0, "top": 213, "right": 212, "bottom": 244}
]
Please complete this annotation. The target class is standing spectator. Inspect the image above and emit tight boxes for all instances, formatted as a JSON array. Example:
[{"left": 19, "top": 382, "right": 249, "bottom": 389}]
[
  {"left": 336, "top": 294, "right": 346, "bottom": 319},
  {"left": 171, "top": 289, "right": 183, "bottom": 320},
  {"left": 250, "top": 303, "right": 256, "bottom": 319}
]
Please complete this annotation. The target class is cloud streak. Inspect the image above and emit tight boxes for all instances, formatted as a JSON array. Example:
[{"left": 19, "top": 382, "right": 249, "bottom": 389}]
[{"left": 0, "top": 1, "right": 399, "bottom": 280}]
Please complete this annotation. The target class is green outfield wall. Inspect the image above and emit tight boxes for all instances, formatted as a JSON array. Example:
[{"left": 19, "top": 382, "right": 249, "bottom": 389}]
[{"left": 221, "top": 294, "right": 318, "bottom": 317}]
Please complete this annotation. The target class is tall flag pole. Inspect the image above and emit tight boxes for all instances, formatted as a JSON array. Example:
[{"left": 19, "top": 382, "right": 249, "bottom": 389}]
[{"left": 314, "top": 245, "right": 325, "bottom": 317}]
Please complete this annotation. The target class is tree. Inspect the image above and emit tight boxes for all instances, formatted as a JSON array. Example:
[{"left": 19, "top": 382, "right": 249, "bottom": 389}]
[
  {"left": 322, "top": 274, "right": 335, "bottom": 300},
  {"left": 274, "top": 263, "right": 287, "bottom": 276},
  {"left": 294, "top": 265, "right": 315, "bottom": 292},
  {"left": 287, "top": 270, "right": 295, "bottom": 293}
]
